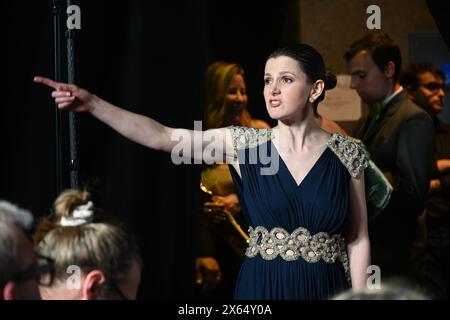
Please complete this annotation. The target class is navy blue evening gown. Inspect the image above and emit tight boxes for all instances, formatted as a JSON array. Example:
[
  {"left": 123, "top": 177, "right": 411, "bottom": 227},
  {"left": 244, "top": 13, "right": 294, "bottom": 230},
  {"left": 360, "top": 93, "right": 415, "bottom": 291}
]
[{"left": 227, "top": 127, "right": 369, "bottom": 300}]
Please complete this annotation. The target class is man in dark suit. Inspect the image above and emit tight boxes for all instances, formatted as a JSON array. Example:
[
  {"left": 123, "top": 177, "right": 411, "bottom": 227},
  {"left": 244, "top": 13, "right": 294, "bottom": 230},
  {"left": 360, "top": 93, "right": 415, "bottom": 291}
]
[
  {"left": 344, "top": 32, "right": 435, "bottom": 280},
  {"left": 400, "top": 63, "right": 450, "bottom": 298}
]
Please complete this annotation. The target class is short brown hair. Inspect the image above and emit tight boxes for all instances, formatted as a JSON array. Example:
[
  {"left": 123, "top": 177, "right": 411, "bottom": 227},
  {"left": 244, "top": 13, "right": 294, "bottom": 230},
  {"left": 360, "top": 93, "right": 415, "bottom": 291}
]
[{"left": 344, "top": 32, "right": 402, "bottom": 82}]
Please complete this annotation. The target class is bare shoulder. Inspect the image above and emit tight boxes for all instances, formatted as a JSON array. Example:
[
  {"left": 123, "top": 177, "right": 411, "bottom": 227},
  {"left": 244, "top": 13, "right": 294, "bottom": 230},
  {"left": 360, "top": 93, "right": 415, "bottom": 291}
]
[{"left": 251, "top": 119, "right": 271, "bottom": 129}]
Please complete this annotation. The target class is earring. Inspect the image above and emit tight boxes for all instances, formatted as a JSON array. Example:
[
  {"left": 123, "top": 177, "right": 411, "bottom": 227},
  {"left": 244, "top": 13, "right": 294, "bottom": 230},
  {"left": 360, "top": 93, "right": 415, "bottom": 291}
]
[{"left": 308, "top": 97, "right": 315, "bottom": 103}]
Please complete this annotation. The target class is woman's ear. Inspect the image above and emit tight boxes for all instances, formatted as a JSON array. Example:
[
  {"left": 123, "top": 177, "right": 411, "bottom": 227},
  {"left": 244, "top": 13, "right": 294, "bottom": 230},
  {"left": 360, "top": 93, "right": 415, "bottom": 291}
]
[
  {"left": 81, "top": 270, "right": 106, "bottom": 300},
  {"left": 310, "top": 80, "right": 325, "bottom": 101}
]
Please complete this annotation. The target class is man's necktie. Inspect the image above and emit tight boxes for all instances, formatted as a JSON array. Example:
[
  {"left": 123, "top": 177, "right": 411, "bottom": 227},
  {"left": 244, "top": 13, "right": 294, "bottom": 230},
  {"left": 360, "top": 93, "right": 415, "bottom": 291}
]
[{"left": 370, "top": 101, "right": 382, "bottom": 121}]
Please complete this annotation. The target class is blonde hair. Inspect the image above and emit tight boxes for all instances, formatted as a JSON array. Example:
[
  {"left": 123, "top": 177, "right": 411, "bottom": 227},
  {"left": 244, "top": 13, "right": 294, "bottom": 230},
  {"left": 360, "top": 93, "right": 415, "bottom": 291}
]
[
  {"left": 34, "top": 190, "right": 141, "bottom": 289},
  {"left": 205, "top": 61, "right": 252, "bottom": 129}
]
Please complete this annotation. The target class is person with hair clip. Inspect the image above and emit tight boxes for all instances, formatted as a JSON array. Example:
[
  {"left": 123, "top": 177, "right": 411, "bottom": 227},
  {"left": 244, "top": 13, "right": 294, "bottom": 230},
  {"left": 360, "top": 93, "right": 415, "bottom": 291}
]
[
  {"left": 34, "top": 43, "right": 370, "bottom": 299},
  {"left": 34, "top": 189, "right": 142, "bottom": 300},
  {"left": 195, "top": 61, "right": 269, "bottom": 298}
]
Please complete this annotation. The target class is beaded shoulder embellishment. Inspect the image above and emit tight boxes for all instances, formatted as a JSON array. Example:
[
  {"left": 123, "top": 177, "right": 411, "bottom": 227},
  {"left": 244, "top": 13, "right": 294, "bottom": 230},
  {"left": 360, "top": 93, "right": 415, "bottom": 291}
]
[
  {"left": 229, "top": 126, "right": 273, "bottom": 150},
  {"left": 326, "top": 133, "right": 370, "bottom": 178},
  {"left": 228, "top": 126, "right": 273, "bottom": 160}
]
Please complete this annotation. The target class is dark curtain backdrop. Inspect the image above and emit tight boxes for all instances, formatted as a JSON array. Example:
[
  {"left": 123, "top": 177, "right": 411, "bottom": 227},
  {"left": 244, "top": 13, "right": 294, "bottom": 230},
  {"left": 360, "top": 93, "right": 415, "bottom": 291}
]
[{"left": 1, "top": 0, "right": 297, "bottom": 298}]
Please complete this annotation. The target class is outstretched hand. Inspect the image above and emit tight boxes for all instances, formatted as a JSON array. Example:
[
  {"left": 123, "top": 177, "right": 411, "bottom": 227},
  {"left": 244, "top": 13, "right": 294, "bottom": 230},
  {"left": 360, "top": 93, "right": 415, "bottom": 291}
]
[{"left": 34, "top": 76, "right": 94, "bottom": 112}]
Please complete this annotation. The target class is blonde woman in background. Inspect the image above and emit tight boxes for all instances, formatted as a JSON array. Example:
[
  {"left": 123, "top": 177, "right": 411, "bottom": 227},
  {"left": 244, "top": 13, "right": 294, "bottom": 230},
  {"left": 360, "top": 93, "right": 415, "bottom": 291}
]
[{"left": 196, "top": 62, "right": 269, "bottom": 298}]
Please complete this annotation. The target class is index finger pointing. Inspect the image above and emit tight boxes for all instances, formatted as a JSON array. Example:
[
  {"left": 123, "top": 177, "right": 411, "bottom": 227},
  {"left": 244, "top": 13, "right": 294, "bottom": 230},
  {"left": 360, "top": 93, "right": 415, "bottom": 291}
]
[
  {"left": 33, "top": 76, "right": 60, "bottom": 89},
  {"left": 34, "top": 76, "right": 77, "bottom": 91}
]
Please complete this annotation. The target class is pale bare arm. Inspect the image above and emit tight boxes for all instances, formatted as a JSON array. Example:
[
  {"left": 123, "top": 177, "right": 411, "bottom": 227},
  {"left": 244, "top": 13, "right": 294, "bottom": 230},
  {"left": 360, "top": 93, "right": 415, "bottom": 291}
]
[
  {"left": 34, "top": 76, "right": 235, "bottom": 164},
  {"left": 346, "top": 173, "right": 371, "bottom": 290}
]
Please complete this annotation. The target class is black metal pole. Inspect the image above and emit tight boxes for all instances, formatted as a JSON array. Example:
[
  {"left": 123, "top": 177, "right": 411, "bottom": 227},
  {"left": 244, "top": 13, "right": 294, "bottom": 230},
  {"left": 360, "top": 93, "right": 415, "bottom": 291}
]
[
  {"left": 52, "top": 0, "right": 64, "bottom": 194},
  {"left": 66, "top": 0, "right": 79, "bottom": 189},
  {"left": 52, "top": 0, "right": 79, "bottom": 193}
]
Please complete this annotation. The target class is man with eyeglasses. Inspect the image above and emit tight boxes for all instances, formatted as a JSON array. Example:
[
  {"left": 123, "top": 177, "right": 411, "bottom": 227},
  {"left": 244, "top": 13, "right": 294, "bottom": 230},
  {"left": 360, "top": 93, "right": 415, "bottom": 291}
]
[
  {"left": 0, "top": 201, "right": 51, "bottom": 300},
  {"left": 401, "top": 63, "right": 450, "bottom": 299},
  {"left": 401, "top": 63, "right": 446, "bottom": 118}
]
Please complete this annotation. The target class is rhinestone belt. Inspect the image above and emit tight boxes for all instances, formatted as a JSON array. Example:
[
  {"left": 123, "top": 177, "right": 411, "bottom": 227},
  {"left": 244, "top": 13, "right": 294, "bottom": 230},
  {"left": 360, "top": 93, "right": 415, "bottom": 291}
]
[{"left": 246, "top": 226, "right": 343, "bottom": 263}]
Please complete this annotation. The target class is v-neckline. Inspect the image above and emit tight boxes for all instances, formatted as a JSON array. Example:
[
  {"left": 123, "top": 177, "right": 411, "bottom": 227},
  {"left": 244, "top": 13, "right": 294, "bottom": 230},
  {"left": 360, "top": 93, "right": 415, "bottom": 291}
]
[{"left": 271, "top": 138, "right": 331, "bottom": 188}]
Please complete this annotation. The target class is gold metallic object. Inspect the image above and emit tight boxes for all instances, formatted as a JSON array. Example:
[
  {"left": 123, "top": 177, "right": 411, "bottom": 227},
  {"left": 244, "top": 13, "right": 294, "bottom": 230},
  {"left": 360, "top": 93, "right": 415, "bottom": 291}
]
[{"left": 200, "top": 181, "right": 249, "bottom": 242}]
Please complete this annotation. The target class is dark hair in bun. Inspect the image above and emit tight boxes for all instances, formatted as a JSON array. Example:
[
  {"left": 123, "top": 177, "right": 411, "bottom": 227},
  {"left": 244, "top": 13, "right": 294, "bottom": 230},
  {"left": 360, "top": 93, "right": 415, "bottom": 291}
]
[
  {"left": 324, "top": 70, "right": 337, "bottom": 90},
  {"left": 268, "top": 43, "right": 336, "bottom": 115}
]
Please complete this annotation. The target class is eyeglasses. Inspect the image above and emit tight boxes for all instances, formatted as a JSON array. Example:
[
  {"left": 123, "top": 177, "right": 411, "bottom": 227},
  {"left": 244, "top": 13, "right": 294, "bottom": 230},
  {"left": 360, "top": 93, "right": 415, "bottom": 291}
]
[
  {"left": 1, "top": 255, "right": 55, "bottom": 288},
  {"left": 420, "top": 82, "right": 446, "bottom": 92}
]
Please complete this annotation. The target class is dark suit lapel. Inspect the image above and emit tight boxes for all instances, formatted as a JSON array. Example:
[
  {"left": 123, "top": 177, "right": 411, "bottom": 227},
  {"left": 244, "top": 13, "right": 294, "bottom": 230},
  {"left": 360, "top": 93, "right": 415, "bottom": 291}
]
[
  {"left": 362, "top": 91, "right": 407, "bottom": 144},
  {"left": 353, "top": 115, "right": 370, "bottom": 139}
]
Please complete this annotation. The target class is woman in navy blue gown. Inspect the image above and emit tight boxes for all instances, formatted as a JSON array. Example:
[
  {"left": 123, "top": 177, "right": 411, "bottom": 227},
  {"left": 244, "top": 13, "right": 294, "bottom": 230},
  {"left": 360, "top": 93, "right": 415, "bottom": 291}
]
[
  {"left": 227, "top": 45, "right": 371, "bottom": 299},
  {"left": 35, "top": 43, "right": 371, "bottom": 300}
]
